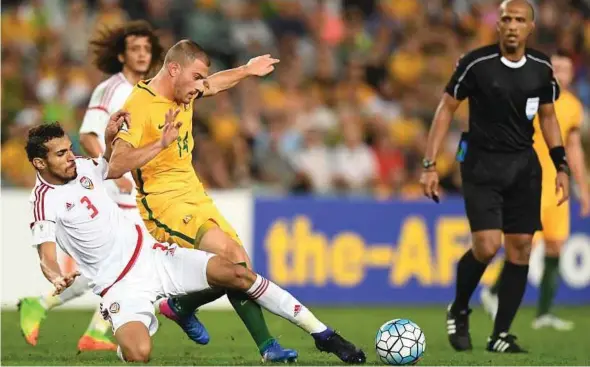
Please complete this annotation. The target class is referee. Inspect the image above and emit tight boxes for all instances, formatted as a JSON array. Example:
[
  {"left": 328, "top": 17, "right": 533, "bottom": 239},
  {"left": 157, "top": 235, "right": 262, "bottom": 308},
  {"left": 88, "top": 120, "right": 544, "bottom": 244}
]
[{"left": 420, "top": 0, "right": 570, "bottom": 353}]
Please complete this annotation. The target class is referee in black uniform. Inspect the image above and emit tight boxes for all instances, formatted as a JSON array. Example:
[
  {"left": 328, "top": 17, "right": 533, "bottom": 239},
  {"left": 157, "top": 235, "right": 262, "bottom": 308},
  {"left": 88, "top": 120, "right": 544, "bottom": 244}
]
[{"left": 420, "top": 0, "right": 570, "bottom": 353}]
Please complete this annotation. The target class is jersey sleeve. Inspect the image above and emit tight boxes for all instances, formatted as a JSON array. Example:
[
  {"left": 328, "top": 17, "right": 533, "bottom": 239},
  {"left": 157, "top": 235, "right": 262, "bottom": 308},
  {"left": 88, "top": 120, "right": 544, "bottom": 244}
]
[
  {"left": 445, "top": 53, "right": 477, "bottom": 100},
  {"left": 29, "top": 188, "right": 57, "bottom": 246},
  {"left": 539, "top": 67, "right": 560, "bottom": 105},
  {"left": 79, "top": 85, "right": 111, "bottom": 136},
  {"left": 77, "top": 157, "right": 109, "bottom": 180},
  {"left": 116, "top": 99, "right": 148, "bottom": 148},
  {"left": 31, "top": 221, "right": 57, "bottom": 246},
  {"left": 95, "top": 157, "right": 109, "bottom": 180}
]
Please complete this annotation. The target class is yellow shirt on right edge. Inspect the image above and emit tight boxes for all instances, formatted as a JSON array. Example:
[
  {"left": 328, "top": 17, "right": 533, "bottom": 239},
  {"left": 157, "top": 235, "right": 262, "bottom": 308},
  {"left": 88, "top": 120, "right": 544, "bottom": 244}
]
[{"left": 533, "top": 89, "right": 583, "bottom": 192}]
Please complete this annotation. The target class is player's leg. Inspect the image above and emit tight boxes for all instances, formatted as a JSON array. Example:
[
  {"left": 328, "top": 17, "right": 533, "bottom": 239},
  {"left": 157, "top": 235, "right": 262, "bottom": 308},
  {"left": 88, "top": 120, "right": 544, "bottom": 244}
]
[
  {"left": 159, "top": 207, "right": 277, "bottom": 356},
  {"left": 487, "top": 232, "right": 531, "bottom": 354},
  {"left": 479, "top": 266, "right": 501, "bottom": 320},
  {"left": 77, "top": 306, "right": 117, "bottom": 352},
  {"left": 114, "top": 322, "right": 152, "bottom": 363},
  {"left": 18, "top": 275, "right": 91, "bottom": 346},
  {"left": 141, "top": 208, "right": 213, "bottom": 345},
  {"left": 533, "top": 202, "right": 572, "bottom": 330},
  {"left": 100, "top": 293, "right": 159, "bottom": 362},
  {"left": 486, "top": 155, "right": 541, "bottom": 354},
  {"left": 447, "top": 180, "right": 502, "bottom": 352},
  {"left": 171, "top": 248, "right": 366, "bottom": 364},
  {"left": 200, "top": 226, "right": 276, "bottom": 350},
  {"left": 167, "top": 224, "right": 297, "bottom": 361},
  {"left": 164, "top": 222, "right": 250, "bottom": 325}
]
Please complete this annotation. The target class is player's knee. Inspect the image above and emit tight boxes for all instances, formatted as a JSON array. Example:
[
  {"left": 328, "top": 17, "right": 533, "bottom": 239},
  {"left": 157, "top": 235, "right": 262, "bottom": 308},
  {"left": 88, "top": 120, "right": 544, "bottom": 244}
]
[
  {"left": 472, "top": 231, "right": 502, "bottom": 263},
  {"left": 125, "top": 341, "right": 151, "bottom": 363},
  {"left": 223, "top": 240, "right": 248, "bottom": 265},
  {"left": 544, "top": 240, "right": 563, "bottom": 257},
  {"left": 472, "top": 242, "right": 499, "bottom": 263},
  {"left": 206, "top": 256, "right": 254, "bottom": 290},
  {"left": 505, "top": 234, "right": 533, "bottom": 264},
  {"left": 227, "top": 263, "right": 255, "bottom": 290},
  {"left": 234, "top": 263, "right": 256, "bottom": 289}
]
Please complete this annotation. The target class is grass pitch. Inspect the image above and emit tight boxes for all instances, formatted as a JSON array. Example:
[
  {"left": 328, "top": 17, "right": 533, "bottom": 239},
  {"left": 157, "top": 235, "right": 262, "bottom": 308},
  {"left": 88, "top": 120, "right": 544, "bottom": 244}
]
[{"left": 2, "top": 306, "right": 589, "bottom": 365}]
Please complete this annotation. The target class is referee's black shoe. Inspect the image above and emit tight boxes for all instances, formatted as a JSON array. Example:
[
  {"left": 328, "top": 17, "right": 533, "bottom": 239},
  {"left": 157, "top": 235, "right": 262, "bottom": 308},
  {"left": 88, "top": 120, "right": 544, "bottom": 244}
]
[
  {"left": 486, "top": 332, "right": 527, "bottom": 353},
  {"left": 446, "top": 304, "right": 472, "bottom": 351}
]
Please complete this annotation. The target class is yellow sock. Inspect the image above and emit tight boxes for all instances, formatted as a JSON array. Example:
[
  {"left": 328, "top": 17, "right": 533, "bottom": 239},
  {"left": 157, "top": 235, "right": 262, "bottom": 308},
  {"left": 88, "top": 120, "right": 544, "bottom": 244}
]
[{"left": 86, "top": 308, "right": 110, "bottom": 335}]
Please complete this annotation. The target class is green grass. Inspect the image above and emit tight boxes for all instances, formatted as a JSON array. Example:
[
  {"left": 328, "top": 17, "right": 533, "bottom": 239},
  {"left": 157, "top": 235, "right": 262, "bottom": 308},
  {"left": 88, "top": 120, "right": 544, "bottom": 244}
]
[{"left": 2, "top": 306, "right": 590, "bottom": 365}]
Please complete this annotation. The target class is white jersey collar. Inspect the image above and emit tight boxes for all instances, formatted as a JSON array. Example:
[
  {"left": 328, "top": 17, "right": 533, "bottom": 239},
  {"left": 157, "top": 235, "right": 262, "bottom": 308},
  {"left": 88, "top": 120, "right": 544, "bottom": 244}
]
[{"left": 501, "top": 56, "right": 527, "bottom": 68}]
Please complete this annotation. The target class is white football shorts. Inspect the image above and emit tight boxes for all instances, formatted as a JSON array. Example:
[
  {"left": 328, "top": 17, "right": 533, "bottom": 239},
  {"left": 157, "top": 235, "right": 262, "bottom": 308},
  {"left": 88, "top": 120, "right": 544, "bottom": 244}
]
[{"left": 100, "top": 228, "right": 214, "bottom": 335}]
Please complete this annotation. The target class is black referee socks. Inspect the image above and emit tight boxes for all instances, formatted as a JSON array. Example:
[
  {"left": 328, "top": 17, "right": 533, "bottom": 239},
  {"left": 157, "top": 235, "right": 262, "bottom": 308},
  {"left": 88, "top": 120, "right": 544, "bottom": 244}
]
[
  {"left": 451, "top": 249, "right": 488, "bottom": 313},
  {"left": 493, "top": 261, "right": 529, "bottom": 336}
]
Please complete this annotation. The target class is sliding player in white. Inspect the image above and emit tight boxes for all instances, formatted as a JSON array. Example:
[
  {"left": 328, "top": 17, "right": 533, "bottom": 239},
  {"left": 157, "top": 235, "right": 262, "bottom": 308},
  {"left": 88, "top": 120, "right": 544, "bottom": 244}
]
[
  {"left": 24, "top": 112, "right": 365, "bottom": 363},
  {"left": 17, "top": 20, "right": 163, "bottom": 351}
]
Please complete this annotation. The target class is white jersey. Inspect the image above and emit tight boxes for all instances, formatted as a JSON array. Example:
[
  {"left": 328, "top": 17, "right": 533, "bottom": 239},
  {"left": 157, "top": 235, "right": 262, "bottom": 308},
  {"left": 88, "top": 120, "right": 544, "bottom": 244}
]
[
  {"left": 28, "top": 158, "right": 214, "bottom": 338},
  {"left": 29, "top": 158, "right": 140, "bottom": 294},
  {"left": 79, "top": 73, "right": 136, "bottom": 208}
]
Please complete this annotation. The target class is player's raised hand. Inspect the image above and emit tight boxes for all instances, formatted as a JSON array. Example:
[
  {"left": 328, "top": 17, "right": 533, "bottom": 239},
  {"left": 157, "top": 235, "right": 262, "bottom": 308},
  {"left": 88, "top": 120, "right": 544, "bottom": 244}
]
[
  {"left": 556, "top": 171, "right": 570, "bottom": 206},
  {"left": 52, "top": 271, "right": 81, "bottom": 296},
  {"left": 245, "top": 54, "right": 280, "bottom": 77},
  {"left": 420, "top": 170, "right": 440, "bottom": 203},
  {"left": 160, "top": 109, "right": 182, "bottom": 148},
  {"left": 105, "top": 110, "right": 130, "bottom": 146}
]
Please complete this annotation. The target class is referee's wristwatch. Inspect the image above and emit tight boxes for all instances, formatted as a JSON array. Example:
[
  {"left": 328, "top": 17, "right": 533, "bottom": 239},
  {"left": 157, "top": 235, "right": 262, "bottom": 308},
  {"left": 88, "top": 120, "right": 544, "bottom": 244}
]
[{"left": 422, "top": 159, "right": 436, "bottom": 171}]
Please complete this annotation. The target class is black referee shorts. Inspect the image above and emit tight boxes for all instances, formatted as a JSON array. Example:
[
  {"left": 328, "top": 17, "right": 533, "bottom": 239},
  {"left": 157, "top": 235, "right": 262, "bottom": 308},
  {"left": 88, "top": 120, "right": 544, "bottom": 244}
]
[{"left": 460, "top": 145, "right": 542, "bottom": 235}]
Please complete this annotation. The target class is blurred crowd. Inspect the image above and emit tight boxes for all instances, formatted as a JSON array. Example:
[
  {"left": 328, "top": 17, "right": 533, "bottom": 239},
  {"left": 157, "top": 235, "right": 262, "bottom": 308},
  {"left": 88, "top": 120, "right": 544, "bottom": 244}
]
[{"left": 2, "top": 0, "right": 590, "bottom": 198}]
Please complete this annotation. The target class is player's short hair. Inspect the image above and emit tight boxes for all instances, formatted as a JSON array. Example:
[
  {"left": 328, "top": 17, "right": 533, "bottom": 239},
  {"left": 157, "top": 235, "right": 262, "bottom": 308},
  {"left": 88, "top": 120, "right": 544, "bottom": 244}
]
[
  {"left": 164, "top": 39, "right": 211, "bottom": 67},
  {"left": 90, "top": 20, "right": 164, "bottom": 75},
  {"left": 25, "top": 122, "right": 66, "bottom": 162}
]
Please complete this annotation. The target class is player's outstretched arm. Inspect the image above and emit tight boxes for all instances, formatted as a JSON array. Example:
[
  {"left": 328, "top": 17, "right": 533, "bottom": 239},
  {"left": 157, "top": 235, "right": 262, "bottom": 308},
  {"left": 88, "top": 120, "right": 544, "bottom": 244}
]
[
  {"left": 108, "top": 140, "right": 166, "bottom": 179},
  {"left": 566, "top": 129, "right": 590, "bottom": 215},
  {"left": 420, "top": 93, "right": 461, "bottom": 200},
  {"left": 37, "top": 242, "right": 64, "bottom": 288},
  {"left": 200, "top": 55, "right": 280, "bottom": 97},
  {"left": 108, "top": 110, "right": 182, "bottom": 179},
  {"left": 103, "top": 111, "right": 131, "bottom": 162}
]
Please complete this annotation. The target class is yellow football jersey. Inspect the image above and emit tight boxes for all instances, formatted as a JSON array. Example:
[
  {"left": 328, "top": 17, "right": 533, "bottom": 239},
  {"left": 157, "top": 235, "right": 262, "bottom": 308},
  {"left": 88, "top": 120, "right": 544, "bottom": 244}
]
[
  {"left": 533, "top": 89, "right": 583, "bottom": 187},
  {"left": 117, "top": 80, "right": 204, "bottom": 215}
]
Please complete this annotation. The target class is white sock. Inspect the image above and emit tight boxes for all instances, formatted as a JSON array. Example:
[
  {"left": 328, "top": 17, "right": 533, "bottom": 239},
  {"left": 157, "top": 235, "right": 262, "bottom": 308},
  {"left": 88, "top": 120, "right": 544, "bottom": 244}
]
[
  {"left": 86, "top": 307, "right": 111, "bottom": 334},
  {"left": 57, "top": 275, "right": 90, "bottom": 303},
  {"left": 39, "top": 275, "right": 90, "bottom": 310},
  {"left": 117, "top": 346, "right": 127, "bottom": 362},
  {"left": 247, "top": 275, "right": 328, "bottom": 334}
]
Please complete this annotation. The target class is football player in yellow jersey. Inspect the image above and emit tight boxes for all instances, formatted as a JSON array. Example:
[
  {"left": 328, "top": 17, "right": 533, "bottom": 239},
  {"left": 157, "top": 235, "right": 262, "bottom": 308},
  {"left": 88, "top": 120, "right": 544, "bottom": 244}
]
[
  {"left": 109, "top": 40, "right": 366, "bottom": 364},
  {"left": 481, "top": 50, "right": 589, "bottom": 330}
]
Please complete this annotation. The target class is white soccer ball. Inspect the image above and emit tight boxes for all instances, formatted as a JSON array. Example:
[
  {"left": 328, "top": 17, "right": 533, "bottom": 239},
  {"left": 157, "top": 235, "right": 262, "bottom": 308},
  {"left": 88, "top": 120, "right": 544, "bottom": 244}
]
[{"left": 375, "top": 319, "right": 425, "bottom": 365}]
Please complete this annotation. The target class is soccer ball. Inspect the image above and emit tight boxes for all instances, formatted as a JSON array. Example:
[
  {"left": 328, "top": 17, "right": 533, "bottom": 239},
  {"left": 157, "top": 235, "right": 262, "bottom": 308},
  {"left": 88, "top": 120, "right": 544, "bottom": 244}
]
[{"left": 375, "top": 319, "right": 425, "bottom": 365}]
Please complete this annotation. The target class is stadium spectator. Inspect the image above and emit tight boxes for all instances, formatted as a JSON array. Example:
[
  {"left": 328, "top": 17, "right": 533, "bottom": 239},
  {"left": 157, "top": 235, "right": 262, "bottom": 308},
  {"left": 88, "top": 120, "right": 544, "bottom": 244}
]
[{"left": 1, "top": 0, "right": 588, "bottom": 197}]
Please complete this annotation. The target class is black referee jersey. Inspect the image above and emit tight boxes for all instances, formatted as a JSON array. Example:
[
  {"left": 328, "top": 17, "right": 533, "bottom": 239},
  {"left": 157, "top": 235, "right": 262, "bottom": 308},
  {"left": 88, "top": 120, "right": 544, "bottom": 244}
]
[{"left": 445, "top": 44, "right": 560, "bottom": 153}]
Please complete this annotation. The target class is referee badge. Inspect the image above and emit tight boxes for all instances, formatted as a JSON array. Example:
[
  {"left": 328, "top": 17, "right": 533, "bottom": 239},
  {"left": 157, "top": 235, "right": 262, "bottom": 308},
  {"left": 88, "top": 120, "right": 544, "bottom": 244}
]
[{"left": 525, "top": 97, "right": 540, "bottom": 120}]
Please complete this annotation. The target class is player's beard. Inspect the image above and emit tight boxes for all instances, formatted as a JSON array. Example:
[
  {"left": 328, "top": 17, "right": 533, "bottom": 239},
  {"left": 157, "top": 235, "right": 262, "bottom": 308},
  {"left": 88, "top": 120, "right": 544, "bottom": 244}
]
[
  {"left": 53, "top": 168, "right": 77, "bottom": 184},
  {"left": 502, "top": 41, "right": 519, "bottom": 55}
]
